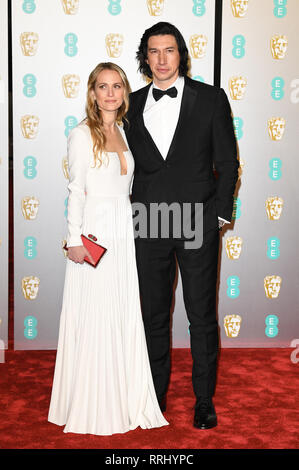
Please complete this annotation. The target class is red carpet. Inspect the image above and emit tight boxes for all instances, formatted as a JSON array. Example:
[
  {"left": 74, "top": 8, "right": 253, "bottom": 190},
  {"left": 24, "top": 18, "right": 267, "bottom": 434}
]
[
  {"left": 3, "top": 173, "right": 299, "bottom": 450},
  {"left": 1, "top": 347, "right": 298, "bottom": 449}
]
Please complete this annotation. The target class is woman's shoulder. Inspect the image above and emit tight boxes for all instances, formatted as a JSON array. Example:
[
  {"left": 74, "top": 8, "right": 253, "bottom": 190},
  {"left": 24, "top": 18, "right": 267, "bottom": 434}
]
[{"left": 68, "top": 119, "right": 91, "bottom": 141}]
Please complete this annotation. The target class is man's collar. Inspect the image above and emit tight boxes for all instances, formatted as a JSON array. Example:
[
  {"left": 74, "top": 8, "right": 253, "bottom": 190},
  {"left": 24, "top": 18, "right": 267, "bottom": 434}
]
[{"left": 152, "top": 75, "right": 184, "bottom": 92}]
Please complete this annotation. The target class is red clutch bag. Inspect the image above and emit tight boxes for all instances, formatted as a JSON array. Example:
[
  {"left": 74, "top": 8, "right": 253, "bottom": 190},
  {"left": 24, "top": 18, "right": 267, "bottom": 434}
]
[{"left": 64, "top": 234, "right": 107, "bottom": 268}]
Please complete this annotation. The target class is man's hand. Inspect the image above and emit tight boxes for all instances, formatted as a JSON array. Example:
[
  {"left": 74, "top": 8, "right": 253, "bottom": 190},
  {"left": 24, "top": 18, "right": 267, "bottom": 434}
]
[
  {"left": 67, "top": 245, "right": 95, "bottom": 265},
  {"left": 218, "top": 219, "right": 227, "bottom": 230}
]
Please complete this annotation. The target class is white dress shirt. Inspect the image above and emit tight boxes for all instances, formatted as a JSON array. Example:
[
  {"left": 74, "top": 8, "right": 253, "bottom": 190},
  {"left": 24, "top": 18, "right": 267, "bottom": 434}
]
[
  {"left": 143, "top": 76, "right": 229, "bottom": 225},
  {"left": 143, "top": 76, "right": 184, "bottom": 160}
]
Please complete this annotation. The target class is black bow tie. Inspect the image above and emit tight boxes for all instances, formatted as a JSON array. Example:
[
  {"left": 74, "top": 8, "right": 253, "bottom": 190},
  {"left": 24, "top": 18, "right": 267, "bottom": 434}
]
[{"left": 152, "top": 86, "right": 178, "bottom": 101}]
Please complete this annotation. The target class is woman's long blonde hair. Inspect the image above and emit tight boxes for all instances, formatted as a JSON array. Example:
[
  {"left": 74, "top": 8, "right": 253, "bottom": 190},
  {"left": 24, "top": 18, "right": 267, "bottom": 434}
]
[{"left": 85, "top": 62, "right": 131, "bottom": 167}]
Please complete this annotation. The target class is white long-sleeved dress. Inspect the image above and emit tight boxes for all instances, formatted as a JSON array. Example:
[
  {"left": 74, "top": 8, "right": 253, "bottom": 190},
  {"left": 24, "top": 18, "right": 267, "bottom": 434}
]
[{"left": 48, "top": 121, "right": 168, "bottom": 435}]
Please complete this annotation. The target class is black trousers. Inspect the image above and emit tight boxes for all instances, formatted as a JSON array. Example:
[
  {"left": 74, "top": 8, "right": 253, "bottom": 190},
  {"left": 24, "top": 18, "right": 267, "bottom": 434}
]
[{"left": 134, "top": 228, "right": 220, "bottom": 401}]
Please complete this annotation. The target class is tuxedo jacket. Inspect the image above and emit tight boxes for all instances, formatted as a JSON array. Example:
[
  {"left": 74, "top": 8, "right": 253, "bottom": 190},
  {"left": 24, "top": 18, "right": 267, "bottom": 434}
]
[{"left": 124, "top": 76, "right": 239, "bottom": 235}]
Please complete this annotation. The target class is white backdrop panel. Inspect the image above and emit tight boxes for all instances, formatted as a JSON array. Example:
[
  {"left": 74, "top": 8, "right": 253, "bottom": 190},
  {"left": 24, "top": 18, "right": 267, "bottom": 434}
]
[
  {"left": 0, "top": 0, "right": 9, "bottom": 352},
  {"left": 12, "top": 0, "right": 216, "bottom": 349},
  {"left": 219, "top": 0, "right": 299, "bottom": 346}
]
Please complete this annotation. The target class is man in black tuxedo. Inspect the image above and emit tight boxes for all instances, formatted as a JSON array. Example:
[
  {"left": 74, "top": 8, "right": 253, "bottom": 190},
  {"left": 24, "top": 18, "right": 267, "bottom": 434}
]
[{"left": 125, "top": 22, "right": 238, "bottom": 429}]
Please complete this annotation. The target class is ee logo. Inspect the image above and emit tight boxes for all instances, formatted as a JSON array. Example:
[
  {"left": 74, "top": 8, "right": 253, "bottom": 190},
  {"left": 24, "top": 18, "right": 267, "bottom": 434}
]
[
  {"left": 265, "top": 315, "right": 279, "bottom": 337},
  {"left": 64, "top": 116, "right": 78, "bottom": 137},
  {"left": 267, "top": 237, "right": 280, "bottom": 259},
  {"left": 232, "top": 197, "right": 241, "bottom": 220},
  {"left": 233, "top": 117, "right": 244, "bottom": 140},
  {"left": 64, "top": 197, "right": 68, "bottom": 218},
  {"left": 64, "top": 33, "right": 78, "bottom": 57},
  {"left": 273, "top": 0, "right": 287, "bottom": 18},
  {"left": 108, "top": 0, "right": 122, "bottom": 15},
  {"left": 271, "top": 77, "right": 284, "bottom": 100},
  {"left": 269, "top": 157, "right": 282, "bottom": 180},
  {"left": 23, "top": 156, "right": 37, "bottom": 179},
  {"left": 24, "top": 236, "right": 37, "bottom": 260},
  {"left": 232, "top": 35, "right": 245, "bottom": 59},
  {"left": 24, "top": 315, "right": 38, "bottom": 339},
  {"left": 192, "top": 0, "right": 206, "bottom": 16},
  {"left": 23, "top": 74, "right": 37, "bottom": 98},
  {"left": 227, "top": 276, "right": 240, "bottom": 299},
  {"left": 22, "top": 0, "right": 36, "bottom": 14},
  {"left": 193, "top": 75, "right": 205, "bottom": 83}
]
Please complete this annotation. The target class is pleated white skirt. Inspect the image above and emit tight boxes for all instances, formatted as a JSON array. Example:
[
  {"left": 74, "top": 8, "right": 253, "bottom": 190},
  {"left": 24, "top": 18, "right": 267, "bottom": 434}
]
[{"left": 48, "top": 195, "right": 168, "bottom": 435}]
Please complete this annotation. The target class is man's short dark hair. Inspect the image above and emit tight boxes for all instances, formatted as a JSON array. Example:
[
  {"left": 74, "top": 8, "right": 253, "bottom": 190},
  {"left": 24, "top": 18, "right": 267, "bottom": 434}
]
[{"left": 136, "top": 22, "right": 189, "bottom": 79}]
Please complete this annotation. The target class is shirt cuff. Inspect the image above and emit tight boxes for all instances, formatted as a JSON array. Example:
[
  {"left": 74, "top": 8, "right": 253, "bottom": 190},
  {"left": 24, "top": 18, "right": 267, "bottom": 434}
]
[{"left": 218, "top": 217, "right": 230, "bottom": 224}]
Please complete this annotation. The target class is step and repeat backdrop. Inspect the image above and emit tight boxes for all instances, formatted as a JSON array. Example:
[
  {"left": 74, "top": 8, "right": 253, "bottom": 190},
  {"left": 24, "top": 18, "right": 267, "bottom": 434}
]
[
  {"left": 218, "top": 0, "right": 299, "bottom": 346},
  {"left": 0, "top": 0, "right": 9, "bottom": 354},
  {"left": 11, "top": 0, "right": 298, "bottom": 349},
  {"left": 12, "top": 0, "right": 216, "bottom": 349}
]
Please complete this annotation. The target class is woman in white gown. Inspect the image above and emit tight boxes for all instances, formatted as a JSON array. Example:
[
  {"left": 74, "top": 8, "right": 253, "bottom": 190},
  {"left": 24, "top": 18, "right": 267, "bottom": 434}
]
[{"left": 48, "top": 62, "right": 168, "bottom": 435}]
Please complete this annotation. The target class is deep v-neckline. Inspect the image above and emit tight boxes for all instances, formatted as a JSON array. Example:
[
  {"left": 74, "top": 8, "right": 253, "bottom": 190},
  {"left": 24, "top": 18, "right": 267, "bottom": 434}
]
[{"left": 105, "top": 124, "right": 129, "bottom": 176}]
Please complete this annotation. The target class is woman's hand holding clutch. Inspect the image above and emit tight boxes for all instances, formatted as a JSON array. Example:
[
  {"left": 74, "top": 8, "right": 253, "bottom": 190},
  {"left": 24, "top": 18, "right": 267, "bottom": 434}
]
[{"left": 67, "top": 245, "right": 95, "bottom": 265}]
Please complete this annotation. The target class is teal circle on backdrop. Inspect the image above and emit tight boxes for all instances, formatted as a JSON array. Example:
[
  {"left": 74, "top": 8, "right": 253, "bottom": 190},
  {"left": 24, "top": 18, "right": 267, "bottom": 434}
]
[
  {"left": 265, "top": 314, "right": 279, "bottom": 337},
  {"left": 192, "top": 0, "right": 206, "bottom": 16},
  {"left": 267, "top": 237, "right": 280, "bottom": 259},
  {"left": 23, "top": 156, "right": 37, "bottom": 179},
  {"left": 24, "top": 315, "right": 38, "bottom": 339},
  {"left": 193, "top": 75, "right": 205, "bottom": 83},
  {"left": 108, "top": 0, "right": 122, "bottom": 15},
  {"left": 232, "top": 197, "right": 241, "bottom": 220},
  {"left": 23, "top": 74, "right": 37, "bottom": 98},
  {"left": 273, "top": 5, "right": 287, "bottom": 18},
  {"left": 226, "top": 276, "right": 240, "bottom": 298},
  {"left": 271, "top": 77, "right": 285, "bottom": 100},
  {"left": 24, "top": 236, "right": 37, "bottom": 259},
  {"left": 269, "top": 158, "right": 282, "bottom": 180},
  {"left": 22, "top": 0, "right": 36, "bottom": 14},
  {"left": 64, "top": 33, "right": 78, "bottom": 57},
  {"left": 64, "top": 116, "right": 78, "bottom": 137},
  {"left": 23, "top": 74, "right": 37, "bottom": 85},
  {"left": 233, "top": 117, "right": 244, "bottom": 140},
  {"left": 232, "top": 35, "right": 245, "bottom": 59}
]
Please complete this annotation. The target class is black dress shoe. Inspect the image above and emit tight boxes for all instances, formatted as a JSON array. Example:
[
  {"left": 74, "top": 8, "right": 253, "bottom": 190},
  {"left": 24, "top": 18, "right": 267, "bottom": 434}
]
[
  {"left": 193, "top": 398, "right": 217, "bottom": 429},
  {"left": 158, "top": 395, "right": 167, "bottom": 412}
]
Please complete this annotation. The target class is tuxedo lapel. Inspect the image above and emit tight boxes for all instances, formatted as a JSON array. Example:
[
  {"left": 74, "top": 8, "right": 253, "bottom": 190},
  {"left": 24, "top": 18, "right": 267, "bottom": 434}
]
[
  {"left": 130, "top": 77, "right": 198, "bottom": 164},
  {"left": 130, "top": 83, "right": 164, "bottom": 163},
  {"left": 165, "top": 77, "right": 197, "bottom": 161}
]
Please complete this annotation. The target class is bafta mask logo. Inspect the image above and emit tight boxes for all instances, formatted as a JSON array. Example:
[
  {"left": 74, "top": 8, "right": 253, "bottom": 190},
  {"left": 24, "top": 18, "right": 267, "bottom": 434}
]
[
  {"left": 105, "top": 33, "right": 124, "bottom": 58},
  {"left": 225, "top": 236, "right": 243, "bottom": 260},
  {"left": 21, "top": 196, "right": 40, "bottom": 220},
  {"left": 231, "top": 0, "right": 249, "bottom": 18},
  {"left": 264, "top": 275, "right": 282, "bottom": 299},
  {"left": 20, "top": 32, "right": 39, "bottom": 56},
  {"left": 21, "top": 115, "right": 39, "bottom": 140},
  {"left": 62, "top": 74, "right": 80, "bottom": 98},
  {"left": 147, "top": 0, "right": 164, "bottom": 16},
  {"left": 265, "top": 196, "right": 283, "bottom": 220},
  {"left": 22, "top": 276, "right": 40, "bottom": 300},
  {"left": 61, "top": 0, "right": 79, "bottom": 15},
  {"left": 62, "top": 156, "right": 69, "bottom": 179},
  {"left": 229, "top": 76, "right": 247, "bottom": 100},
  {"left": 238, "top": 157, "right": 245, "bottom": 179},
  {"left": 189, "top": 34, "right": 208, "bottom": 59},
  {"left": 270, "top": 35, "right": 288, "bottom": 60},
  {"left": 62, "top": 239, "right": 68, "bottom": 257},
  {"left": 268, "top": 117, "right": 286, "bottom": 141},
  {"left": 224, "top": 315, "right": 242, "bottom": 338}
]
